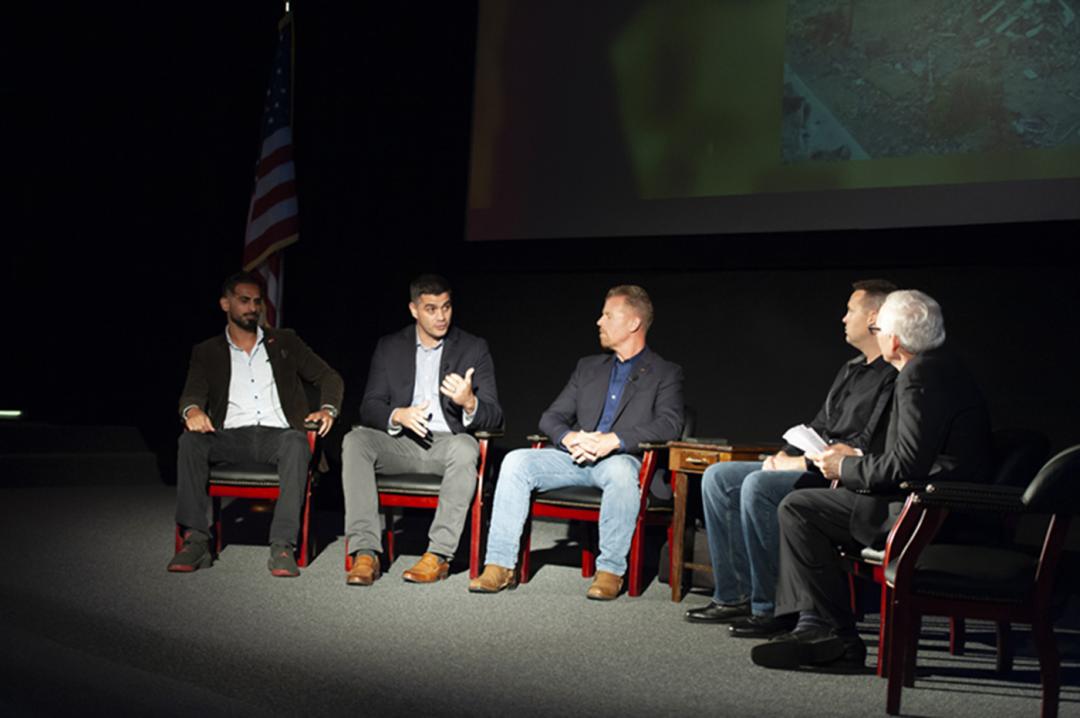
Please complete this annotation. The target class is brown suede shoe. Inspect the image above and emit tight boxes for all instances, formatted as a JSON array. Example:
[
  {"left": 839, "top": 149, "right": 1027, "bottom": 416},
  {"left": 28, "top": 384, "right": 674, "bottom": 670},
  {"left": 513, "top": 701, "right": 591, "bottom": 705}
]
[
  {"left": 468, "top": 564, "right": 517, "bottom": 593},
  {"left": 586, "top": 570, "right": 623, "bottom": 600},
  {"left": 402, "top": 552, "right": 450, "bottom": 583},
  {"left": 346, "top": 553, "right": 381, "bottom": 586}
]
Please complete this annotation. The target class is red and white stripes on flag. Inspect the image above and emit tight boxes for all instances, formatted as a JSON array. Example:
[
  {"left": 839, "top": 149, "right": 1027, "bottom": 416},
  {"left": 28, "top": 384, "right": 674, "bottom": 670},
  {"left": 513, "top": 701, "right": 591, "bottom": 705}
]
[{"left": 243, "top": 12, "right": 297, "bottom": 328}]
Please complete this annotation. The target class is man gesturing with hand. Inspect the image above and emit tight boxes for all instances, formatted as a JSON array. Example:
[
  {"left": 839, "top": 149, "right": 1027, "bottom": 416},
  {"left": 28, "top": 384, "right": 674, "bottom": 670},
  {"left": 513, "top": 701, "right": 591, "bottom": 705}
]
[{"left": 342, "top": 275, "right": 503, "bottom": 586}]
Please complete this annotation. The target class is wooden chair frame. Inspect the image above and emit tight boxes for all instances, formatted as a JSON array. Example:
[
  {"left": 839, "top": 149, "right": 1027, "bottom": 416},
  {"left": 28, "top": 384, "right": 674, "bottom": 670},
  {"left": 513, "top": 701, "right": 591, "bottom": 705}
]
[{"left": 518, "top": 436, "right": 670, "bottom": 597}]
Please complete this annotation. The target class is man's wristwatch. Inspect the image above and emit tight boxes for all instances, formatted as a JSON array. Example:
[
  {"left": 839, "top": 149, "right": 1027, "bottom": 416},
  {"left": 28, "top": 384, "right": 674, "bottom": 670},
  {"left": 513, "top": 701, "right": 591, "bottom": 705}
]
[{"left": 322, "top": 406, "right": 339, "bottom": 419}]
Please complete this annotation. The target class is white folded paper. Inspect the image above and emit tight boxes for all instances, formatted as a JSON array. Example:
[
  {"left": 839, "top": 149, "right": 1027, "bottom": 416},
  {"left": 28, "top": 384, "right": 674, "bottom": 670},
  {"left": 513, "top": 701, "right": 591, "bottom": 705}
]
[{"left": 782, "top": 424, "right": 829, "bottom": 455}]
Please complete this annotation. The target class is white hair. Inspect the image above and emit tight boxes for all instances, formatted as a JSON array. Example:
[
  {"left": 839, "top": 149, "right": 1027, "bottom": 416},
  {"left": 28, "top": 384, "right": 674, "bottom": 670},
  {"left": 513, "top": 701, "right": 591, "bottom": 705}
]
[{"left": 877, "top": 290, "right": 946, "bottom": 354}]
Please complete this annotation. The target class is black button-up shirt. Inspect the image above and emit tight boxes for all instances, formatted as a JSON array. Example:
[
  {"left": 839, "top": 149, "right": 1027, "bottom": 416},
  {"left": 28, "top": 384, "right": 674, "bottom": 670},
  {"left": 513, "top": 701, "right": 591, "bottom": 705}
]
[{"left": 781, "top": 355, "right": 897, "bottom": 457}]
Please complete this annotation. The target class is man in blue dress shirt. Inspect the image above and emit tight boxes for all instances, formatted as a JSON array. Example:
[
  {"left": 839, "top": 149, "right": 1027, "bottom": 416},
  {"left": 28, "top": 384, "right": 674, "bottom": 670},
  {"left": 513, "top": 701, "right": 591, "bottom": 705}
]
[{"left": 470, "top": 285, "right": 684, "bottom": 600}]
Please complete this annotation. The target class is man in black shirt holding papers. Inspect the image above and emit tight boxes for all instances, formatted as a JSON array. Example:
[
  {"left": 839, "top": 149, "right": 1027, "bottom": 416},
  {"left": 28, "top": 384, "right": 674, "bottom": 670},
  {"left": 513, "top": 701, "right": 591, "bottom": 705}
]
[
  {"left": 752, "top": 289, "right": 991, "bottom": 671},
  {"left": 685, "top": 281, "right": 897, "bottom": 638}
]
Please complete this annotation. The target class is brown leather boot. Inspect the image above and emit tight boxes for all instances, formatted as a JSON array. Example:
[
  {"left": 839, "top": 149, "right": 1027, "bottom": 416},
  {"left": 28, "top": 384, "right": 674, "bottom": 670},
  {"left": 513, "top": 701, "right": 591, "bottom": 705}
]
[
  {"left": 346, "top": 553, "right": 381, "bottom": 586},
  {"left": 402, "top": 552, "right": 450, "bottom": 583},
  {"left": 586, "top": 570, "right": 623, "bottom": 600},
  {"left": 467, "top": 564, "right": 517, "bottom": 593}
]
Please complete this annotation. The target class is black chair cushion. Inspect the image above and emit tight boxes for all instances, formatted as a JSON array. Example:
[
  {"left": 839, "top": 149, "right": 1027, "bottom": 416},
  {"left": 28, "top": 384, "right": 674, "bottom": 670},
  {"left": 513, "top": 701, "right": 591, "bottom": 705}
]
[
  {"left": 535, "top": 486, "right": 603, "bottom": 509},
  {"left": 375, "top": 473, "right": 443, "bottom": 495},
  {"left": 885, "top": 544, "right": 1038, "bottom": 603},
  {"left": 209, "top": 462, "right": 280, "bottom": 486}
]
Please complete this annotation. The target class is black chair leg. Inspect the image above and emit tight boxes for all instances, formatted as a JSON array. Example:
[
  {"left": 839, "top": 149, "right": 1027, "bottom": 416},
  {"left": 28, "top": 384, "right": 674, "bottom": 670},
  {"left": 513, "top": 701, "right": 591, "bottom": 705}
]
[
  {"left": 995, "top": 621, "right": 1013, "bottom": 675},
  {"left": 904, "top": 613, "right": 920, "bottom": 688}
]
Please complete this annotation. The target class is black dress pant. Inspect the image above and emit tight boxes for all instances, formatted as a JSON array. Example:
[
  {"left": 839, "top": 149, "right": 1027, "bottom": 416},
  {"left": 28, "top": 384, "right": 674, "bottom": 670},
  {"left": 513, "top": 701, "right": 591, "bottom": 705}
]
[
  {"left": 774, "top": 487, "right": 865, "bottom": 631},
  {"left": 175, "top": 426, "right": 310, "bottom": 547}
]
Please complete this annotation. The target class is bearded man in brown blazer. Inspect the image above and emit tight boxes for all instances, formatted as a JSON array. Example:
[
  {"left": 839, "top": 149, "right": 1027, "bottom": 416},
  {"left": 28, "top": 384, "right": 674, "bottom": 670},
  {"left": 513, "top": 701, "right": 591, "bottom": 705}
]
[{"left": 168, "top": 271, "right": 343, "bottom": 577}]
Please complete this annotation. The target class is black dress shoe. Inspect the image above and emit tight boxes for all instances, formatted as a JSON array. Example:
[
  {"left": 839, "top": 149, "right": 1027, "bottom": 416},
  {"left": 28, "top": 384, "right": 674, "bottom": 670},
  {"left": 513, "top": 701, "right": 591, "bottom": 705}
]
[
  {"left": 751, "top": 627, "right": 866, "bottom": 670},
  {"left": 728, "top": 614, "right": 796, "bottom": 639},
  {"left": 683, "top": 601, "right": 750, "bottom": 623}
]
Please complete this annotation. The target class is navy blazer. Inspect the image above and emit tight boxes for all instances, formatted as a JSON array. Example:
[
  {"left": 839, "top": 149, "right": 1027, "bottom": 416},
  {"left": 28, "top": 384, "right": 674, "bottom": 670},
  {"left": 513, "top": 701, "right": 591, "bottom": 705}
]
[
  {"left": 539, "top": 347, "right": 684, "bottom": 454},
  {"left": 839, "top": 347, "right": 992, "bottom": 547},
  {"left": 358, "top": 325, "right": 503, "bottom": 434}
]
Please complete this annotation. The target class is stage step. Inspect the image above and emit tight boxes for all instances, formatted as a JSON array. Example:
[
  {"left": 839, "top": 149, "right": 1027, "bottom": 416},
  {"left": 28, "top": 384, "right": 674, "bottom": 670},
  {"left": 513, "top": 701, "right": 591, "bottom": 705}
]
[{"left": 0, "top": 422, "right": 161, "bottom": 486}]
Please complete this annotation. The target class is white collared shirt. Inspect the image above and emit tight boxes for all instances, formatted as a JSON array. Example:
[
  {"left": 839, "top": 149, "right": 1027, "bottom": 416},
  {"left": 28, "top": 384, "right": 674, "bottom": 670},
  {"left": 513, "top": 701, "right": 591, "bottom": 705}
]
[
  {"left": 387, "top": 329, "right": 477, "bottom": 435},
  {"left": 223, "top": 326, "right": 289, "bottom": 430}
]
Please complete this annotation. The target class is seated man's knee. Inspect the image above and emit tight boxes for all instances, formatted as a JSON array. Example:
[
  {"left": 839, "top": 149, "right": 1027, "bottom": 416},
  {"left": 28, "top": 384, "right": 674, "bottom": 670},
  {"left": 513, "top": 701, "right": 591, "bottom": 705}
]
[
  {"left": 281, "top": 429, "right": 311, "bottom": 457},
  {"left": 702, "top": 462, "right": 746, "bottom": 504},
  {"left": 177, "top": 430, "right": 211, "bottom": 457},
  {"left": 445, "top": 433, "right": 480, "bottom": 465},
  {"left": 602, "top": 455, "right": 641, "bottom": 492},
  {"left": 497, "top": 448, "right": 531, "bottom": 483},
  {"left": 342, "top": 427, "right": 379, "bottom": 460},
  {"left": 741, "top": 471, "right": 773, "bottom": 506},
  {"left": 777, "top": 490, "right": 813, "bottom": 524}
]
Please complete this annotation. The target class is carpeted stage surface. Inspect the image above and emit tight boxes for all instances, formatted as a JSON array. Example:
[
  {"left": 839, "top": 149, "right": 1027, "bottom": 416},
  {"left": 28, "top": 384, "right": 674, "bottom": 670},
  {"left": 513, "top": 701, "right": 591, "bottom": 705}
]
[{"left": 3, "top": 482, "right": 1078, "bottom": 717}]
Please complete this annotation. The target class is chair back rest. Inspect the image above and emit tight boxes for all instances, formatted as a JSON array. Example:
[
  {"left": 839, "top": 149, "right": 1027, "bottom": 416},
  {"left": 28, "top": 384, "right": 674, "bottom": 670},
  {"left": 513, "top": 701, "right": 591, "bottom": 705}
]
[
  {"left": 1022, "top": 445, "right": 1080, "bottom": 514},
  {"left": 990, "top": 428, "right": 1050, "bottom": 487}
]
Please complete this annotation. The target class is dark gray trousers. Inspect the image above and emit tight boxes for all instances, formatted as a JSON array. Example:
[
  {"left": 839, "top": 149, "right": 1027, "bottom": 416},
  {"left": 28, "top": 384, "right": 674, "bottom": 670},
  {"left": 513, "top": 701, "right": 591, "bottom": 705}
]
[
  {"left": 175, "top": 426, "right": 311, "bottom": 547},
  {"left": 342, "top": 426, "right": 479, "bottom": 558},
  {"left": 774, "top": 487, "right": 864, "bottom": 631}
]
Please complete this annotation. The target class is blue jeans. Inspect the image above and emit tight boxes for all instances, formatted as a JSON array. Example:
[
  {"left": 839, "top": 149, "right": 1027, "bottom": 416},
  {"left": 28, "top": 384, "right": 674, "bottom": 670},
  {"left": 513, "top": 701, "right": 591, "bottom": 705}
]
[
  {"left": 701, "top": 461, "right": 818, "bottom": 616},
  {"left": 484, "top": 448, "right": 643, "bottom": 576}
]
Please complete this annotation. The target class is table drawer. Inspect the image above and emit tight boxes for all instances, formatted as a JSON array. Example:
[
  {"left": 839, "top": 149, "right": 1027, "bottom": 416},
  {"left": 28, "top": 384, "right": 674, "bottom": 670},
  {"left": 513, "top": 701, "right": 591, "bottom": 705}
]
[{"left": 670, "top": 449, "right": 721, "bottom": 472}]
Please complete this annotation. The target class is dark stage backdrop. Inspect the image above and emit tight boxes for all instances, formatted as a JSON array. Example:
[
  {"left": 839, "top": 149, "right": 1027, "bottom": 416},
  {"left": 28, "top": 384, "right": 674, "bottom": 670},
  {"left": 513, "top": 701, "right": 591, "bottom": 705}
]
[{"left": 4, "top": 4, "right": 1078, "bottom": 480}]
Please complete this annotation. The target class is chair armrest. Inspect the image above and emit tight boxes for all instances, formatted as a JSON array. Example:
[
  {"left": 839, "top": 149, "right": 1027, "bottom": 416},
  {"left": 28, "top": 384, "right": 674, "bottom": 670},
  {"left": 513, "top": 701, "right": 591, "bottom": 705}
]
[
  {"left": 527, "top": 434, "right": 550, "bottom": 444},
  {"left": 918, "top": 482, "right": 1026, "bottom": 512},
  {"left": 303, "top": 420, "right": 321, "bottom": 431},
  {"left": 638, "top": 441, "right": 669, "bottom": 451},
  {"left": 898, "top": 480, "right": 930, "bottom": 492},
  {"left": 474, "top": 430, "right": 504, "bottom": 440}
]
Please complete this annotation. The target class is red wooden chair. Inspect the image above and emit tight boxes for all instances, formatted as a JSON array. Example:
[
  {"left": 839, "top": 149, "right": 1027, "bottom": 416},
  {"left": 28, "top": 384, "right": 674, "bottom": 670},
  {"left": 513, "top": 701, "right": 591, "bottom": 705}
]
[
  {"left": 174, "top": 420, "right": 320, "bottom": 566},
  {"left": 883, "top": 445, "right": 1080, "bottom": 718},
  {"left": 344, "top": 430, "right": 500, "bottom": 580},
  {"left": 517, "top": 435, "right": 671, "bottom": 597},
  {"left": 841, "top": 428, "right": 1049, "bottom": 677}
]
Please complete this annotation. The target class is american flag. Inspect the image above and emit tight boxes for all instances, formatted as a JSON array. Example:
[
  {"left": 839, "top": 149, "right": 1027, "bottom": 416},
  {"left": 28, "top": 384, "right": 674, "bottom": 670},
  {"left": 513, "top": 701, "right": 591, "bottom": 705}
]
[{"left": 243, "top": 12, "right": 298, "bottom": 328}]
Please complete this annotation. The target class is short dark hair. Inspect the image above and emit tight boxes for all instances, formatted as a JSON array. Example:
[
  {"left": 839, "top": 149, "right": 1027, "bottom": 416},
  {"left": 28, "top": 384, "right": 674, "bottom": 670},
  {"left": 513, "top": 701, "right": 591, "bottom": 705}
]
[
  {"left": 409, "top": 274, "right": 452, "bottom": 302},
  {"left": 606, "top": 285, "right": 654, "bottom": 331},
  {"left": 852, "top": 279, "right": 898, "bottom": 312},
  {"left": 222, "top": 271, "right": 265, "bottom": 297}
]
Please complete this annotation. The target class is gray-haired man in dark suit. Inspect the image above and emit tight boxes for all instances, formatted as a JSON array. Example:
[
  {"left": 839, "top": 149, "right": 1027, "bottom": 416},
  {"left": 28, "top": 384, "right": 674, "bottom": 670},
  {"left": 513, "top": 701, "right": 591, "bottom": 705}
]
[{"left": 752, "top": 289, "right": 992, "bottom": 670}]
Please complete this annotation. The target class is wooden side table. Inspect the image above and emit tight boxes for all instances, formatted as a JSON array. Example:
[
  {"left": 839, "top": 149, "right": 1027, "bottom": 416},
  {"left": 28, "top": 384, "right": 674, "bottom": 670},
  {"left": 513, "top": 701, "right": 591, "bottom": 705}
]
[{"left": 667, "top": 440, "right": 779, "bottom": 602}]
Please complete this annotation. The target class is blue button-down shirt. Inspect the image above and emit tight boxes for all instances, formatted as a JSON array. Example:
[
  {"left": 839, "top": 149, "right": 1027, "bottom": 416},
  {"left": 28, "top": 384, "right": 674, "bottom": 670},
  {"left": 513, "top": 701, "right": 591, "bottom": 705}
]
[{"left": 595, "top": 348, "right": 646, "bottom": 446}]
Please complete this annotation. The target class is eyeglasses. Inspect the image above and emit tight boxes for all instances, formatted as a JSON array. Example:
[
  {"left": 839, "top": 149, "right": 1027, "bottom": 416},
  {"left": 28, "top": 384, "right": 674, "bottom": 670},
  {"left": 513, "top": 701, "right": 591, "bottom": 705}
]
[{"left": 868, "top": 324, "right": 881, "bottom": 335}]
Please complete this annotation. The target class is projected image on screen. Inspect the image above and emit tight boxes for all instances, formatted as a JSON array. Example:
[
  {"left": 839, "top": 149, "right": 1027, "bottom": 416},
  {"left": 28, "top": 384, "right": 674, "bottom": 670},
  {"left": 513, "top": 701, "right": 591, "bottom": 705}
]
[
  {"left": 783, "top": 0, "right": 1080, "bottom": 164},
  {"left": 467, "top": 0, "right": 1080, "bottom": 241}
]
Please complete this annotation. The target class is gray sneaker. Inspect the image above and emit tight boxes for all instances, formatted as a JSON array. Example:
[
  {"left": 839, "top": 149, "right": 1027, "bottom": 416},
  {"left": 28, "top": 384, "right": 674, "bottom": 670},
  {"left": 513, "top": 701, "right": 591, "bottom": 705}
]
[
  {"left": 167, "top": 532, "right": 212, "bottom": 572},
  {"left": 268, "top": 543, "right": 300, "bottom": 577}
]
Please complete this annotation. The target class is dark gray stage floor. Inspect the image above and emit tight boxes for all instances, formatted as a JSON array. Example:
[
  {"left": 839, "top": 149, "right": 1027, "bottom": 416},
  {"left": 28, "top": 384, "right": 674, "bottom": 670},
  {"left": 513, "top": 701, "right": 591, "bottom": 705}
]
[{"left": 3, "top": 483, "right": 1078, "bottom": 717}]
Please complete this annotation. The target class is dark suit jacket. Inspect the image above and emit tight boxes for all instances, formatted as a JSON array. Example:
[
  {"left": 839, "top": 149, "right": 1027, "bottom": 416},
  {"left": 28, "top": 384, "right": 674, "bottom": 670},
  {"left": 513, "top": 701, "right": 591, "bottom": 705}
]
[
  {"left": 839, "top": 347, "right": 992, "bottom": 547},
  {"left": 358, "top": 325, "right": 503, "bottom": 433},
  {"left": 178, "top": 328, "right": 344, "bottom": 432},
  {"left": 539, "top": 347, "right": 684, "bottom": 454}
]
